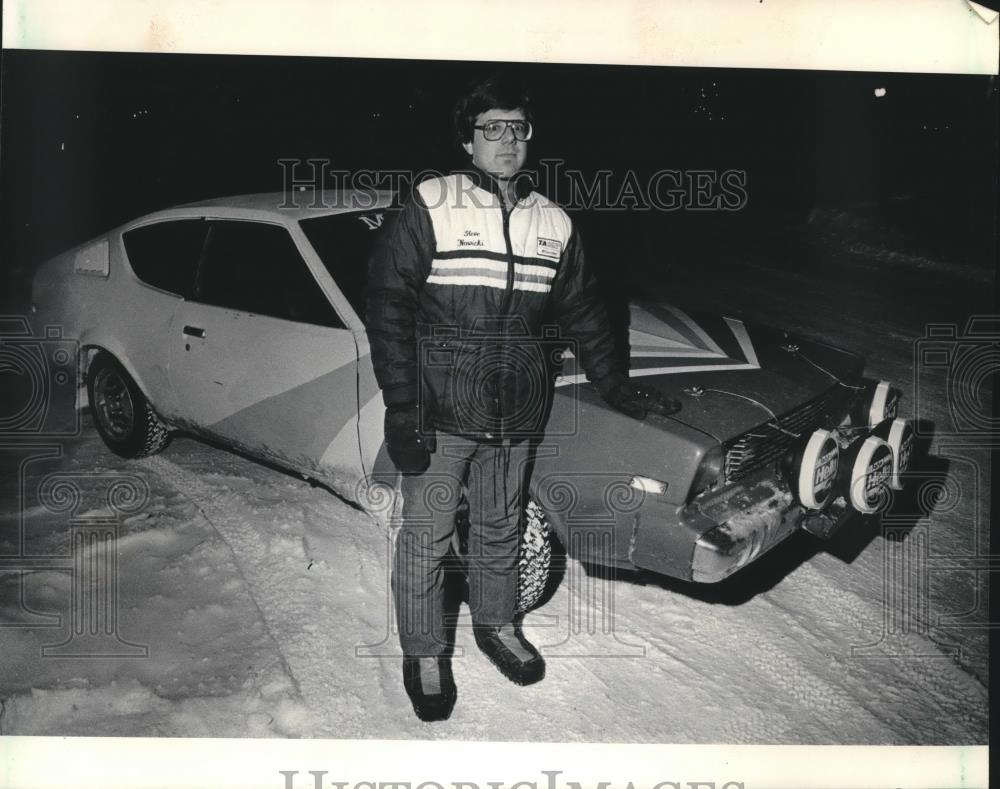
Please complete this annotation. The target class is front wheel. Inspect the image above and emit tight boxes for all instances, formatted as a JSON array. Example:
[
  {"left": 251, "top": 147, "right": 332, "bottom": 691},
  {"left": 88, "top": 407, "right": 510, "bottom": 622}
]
[
  {"left": 454, "top": 498, "right": 554, "bottom": 614},
  {"left": 517, "top": 501, "right": 553, "bottom": 613},
  {"left": 87, "top": 352, "right": 170, "bottom": 458}
]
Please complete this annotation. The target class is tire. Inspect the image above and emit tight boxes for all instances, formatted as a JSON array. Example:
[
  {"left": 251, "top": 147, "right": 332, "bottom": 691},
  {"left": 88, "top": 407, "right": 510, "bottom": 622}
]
[
  {"left": 87, "top": 352, "right": 170, "bottom": 458},
  {"left": 516, "top": 500, "right": 553, "bottom": 613},
  {"left": 452, "top": 498, "right": 554, "bottom": 614}
]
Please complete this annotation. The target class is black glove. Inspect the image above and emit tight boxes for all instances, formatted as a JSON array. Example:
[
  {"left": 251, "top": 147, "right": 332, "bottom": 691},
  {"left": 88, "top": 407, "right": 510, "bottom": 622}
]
[
  {"left": 598, "top": 376, "right": 682, "bottom": 420},
  {"left": 384, "top": 405, "right": 433, "bottom": 474}
]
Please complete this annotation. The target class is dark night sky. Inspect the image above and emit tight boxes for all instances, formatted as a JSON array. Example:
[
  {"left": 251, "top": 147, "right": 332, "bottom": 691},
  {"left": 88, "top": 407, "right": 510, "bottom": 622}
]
[{"left": 0, "top": 50, "right": 996, "bottom": 303}]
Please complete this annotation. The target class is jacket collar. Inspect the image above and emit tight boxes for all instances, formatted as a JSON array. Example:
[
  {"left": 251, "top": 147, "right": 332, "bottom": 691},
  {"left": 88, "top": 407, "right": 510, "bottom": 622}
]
[{"left": 457, "top": 165, "right": 535, "bottom": 205}]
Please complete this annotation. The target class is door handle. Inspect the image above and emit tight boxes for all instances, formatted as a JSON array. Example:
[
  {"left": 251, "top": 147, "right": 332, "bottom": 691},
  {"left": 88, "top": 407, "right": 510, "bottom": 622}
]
[{"left": 182, "top": 325, "right": 206, "bottom": 338}]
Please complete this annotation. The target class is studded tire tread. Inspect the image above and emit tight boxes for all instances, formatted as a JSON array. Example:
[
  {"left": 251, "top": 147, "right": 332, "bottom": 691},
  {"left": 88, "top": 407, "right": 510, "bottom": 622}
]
[{"left": 516, "top": 500, "right": 552, "bottom": 613}]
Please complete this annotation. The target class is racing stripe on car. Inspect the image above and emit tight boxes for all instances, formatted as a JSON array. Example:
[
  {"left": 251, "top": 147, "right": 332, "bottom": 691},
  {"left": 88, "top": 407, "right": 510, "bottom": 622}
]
[
  {"left": 725, "top": 316, "right": 761, "bottom": 367},
  {"left": 557, "top": 306, "right": 761, "bottom": 386},
  {"left": 208, "top": 361, "right": 361, "bottom": 470},
  {"left": 632, "top": 303, "right": 727, "bottom": 355},
  {"left": 323, "top": 381, "right": 384, "bottom": 481}
]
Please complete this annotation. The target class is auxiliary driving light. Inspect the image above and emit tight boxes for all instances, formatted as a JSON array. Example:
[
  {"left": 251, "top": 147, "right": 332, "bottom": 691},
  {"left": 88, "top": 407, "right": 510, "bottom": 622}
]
[
  {"left": 866, "top": 380, "right": 900, "bottom": 427},
  {"left": 839, "top": 435, "right": 894, "bottom": 514},
  {"left": 873, "top": 417, "right": 915, "bottom": 490},
  {"left": 782, "top": 428, "right": 840, "bottom": 510}
]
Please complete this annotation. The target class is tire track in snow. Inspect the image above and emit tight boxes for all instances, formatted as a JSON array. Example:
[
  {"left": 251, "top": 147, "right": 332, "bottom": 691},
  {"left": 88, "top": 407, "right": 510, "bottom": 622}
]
[
  {"left": 138, "top": 457, "right": 303, "bottom": 699},
  {"left": 516, "top": 553, "right": 896, "bottom": 743},
  {"left": 761, "top": 560, "right": 987, "bottom": 742},
  {"left": 139, "top": 455, "right": 394, "bottom": 736},
  {"left": 569, "top": 560, "right": 938, "bottom": 743},
  {"left": 519, "top": 561, "right": 755, "bottom": 742},
  {"left": 577, "top": 534, "right": 987, "bottom": 743},
  {"left": 628, "top": 587, "right": 897, "bottom": 743},
  {"left": 637, "top": 625, "right": 797, "bottom": 743}
]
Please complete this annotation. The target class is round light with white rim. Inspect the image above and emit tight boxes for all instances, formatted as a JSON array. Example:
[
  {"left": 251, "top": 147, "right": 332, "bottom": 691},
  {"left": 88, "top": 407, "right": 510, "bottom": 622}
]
[
  {"left": 875, "top": 417, "right": 915, "bottom": 490},
  {"left": 796, "top": 428, "right": 840, "bottom": 510},
  {"left": 867, "top": 380, "right": 899, "bottom": 427},
  {"left": 845, "top": 436, "right": 894, "bottom": 513}
]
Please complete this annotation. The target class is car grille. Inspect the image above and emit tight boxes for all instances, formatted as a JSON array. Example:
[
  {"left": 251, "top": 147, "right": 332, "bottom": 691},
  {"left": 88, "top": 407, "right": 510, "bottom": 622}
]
[{"left": 724, "top": 385, "right": 853, "bottom": 482}]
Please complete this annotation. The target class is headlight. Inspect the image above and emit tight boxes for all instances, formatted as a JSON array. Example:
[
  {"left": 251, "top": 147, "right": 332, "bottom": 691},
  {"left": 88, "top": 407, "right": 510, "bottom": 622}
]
[{"left": 689, "top": 445, "right": 725, "bottom": 498}]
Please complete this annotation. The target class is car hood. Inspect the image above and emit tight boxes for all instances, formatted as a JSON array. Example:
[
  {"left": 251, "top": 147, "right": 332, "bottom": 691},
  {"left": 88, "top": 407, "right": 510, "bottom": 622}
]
[{"left": 557, "top": 302, "right": 865, "bottom": 443}]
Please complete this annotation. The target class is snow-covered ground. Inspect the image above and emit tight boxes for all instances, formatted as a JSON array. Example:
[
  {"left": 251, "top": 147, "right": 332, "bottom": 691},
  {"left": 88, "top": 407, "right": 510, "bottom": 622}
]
[{"left": 0, "top": 216, "right": 990, "bottom": 742}]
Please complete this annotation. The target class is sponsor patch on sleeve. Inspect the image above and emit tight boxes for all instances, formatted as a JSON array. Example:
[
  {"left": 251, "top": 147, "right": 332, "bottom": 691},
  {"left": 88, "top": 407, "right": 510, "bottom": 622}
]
[{"left": 536, "top": 237, "right": 563, "bottom": 260}]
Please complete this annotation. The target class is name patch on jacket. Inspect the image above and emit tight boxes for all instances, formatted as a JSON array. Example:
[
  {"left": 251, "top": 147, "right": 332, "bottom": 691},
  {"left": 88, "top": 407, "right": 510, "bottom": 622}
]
[
  {"left": 419, "top": 175, "right": 573, "bottom": 295},
  {"left": 536, "top": 238, "right": 562, "bottom": 260}
]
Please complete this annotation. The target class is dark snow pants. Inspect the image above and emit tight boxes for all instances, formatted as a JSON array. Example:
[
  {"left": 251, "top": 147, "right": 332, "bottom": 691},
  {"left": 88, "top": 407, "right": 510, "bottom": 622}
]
[{"left": 393, "top": 435, "right": 530, "bottom": 657}]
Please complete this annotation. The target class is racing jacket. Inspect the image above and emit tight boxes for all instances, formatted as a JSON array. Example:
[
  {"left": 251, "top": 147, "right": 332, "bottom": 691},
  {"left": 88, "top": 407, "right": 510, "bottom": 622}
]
[{"left": 367, "top": 167, "right": 622, "bottom": 440}]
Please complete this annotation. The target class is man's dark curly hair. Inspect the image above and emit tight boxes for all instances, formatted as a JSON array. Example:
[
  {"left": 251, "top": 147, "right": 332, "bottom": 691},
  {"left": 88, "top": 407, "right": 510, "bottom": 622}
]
[{"left": 452, "top": 75, "right": 534, "bottom": 148}]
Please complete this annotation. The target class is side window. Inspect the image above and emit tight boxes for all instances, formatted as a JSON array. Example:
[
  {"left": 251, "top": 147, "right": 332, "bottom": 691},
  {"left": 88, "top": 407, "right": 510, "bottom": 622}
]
[
  {"left": 121, "top": 219, "right": 207, "bottom": 298},
  {"left": 196, "top": 220, "right": 345, "bottom": 329},
  {"left": 299, "top": 209, "right": 400, "bottom": 324}
]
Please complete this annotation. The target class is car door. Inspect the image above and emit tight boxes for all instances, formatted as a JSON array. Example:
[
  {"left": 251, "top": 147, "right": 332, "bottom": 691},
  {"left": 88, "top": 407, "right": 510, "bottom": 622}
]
[
  {"left": 167, "top": 218, "right": 362, "bottom": 492},
  {"left": 118, "top": 217, "right": 208, "bottom": 418}
]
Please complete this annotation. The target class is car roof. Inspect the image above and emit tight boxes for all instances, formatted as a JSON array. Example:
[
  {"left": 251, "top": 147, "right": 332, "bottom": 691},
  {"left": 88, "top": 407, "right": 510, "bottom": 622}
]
[{"left": 172, "top": 190, "right": 396, "bottom": 221}]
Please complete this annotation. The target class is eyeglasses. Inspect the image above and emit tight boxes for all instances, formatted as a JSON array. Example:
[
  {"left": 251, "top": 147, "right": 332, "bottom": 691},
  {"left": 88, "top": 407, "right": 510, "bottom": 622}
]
[{"left": 473, "top": 119, "right": 533, "bottom": 141}]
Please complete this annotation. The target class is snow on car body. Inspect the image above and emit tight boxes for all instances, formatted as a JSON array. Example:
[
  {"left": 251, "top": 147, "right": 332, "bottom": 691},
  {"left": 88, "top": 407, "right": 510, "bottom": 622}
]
[{"left": 31, "top": 191, "right": 914, "bottom": 600}]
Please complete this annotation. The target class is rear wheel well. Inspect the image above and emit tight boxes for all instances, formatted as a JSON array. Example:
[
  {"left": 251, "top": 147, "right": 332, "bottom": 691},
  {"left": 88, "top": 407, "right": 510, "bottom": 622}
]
[
  {"left": 79, "top": 346, "right": 102, "bottom": 388},
  {"left": 86, "top": 350, "right": 171, "bottom": 458},
  {"left": 79, "top": 346, "right": 152, "bottom": 410}
]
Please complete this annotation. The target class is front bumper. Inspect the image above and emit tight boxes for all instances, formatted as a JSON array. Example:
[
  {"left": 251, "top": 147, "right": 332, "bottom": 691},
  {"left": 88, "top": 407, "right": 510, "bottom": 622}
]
[
  {"left": 628, "top": 416, "right": 914, "bottom": 583},
  {"left": 624, "top": 471, "right": 804, "bottom": 583},
  {"left": 688, "top": 477, "right": 801, "bottom": 583}
]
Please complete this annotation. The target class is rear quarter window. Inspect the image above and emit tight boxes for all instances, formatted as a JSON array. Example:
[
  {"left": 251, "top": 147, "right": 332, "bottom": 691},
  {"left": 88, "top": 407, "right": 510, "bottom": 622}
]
[{"left": 121, "top": 219, "right": 207, "bottom": 298}]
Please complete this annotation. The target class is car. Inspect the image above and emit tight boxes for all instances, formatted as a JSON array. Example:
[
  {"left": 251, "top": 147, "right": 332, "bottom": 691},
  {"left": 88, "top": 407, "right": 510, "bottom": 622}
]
[{"left": 30, "top": 190, "right": 915, "bottom": 610}]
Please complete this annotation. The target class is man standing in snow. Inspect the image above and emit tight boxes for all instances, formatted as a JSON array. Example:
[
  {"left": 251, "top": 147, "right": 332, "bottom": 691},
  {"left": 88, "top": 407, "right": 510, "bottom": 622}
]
[{"left": 367, "top": 75, "right": 679, "bottom": 721}]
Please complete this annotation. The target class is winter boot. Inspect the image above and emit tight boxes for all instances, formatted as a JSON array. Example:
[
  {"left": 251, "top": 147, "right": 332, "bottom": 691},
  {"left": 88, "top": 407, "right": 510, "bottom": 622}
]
[
  {"left": 474, "top": 623, "right": 545, "bottom": 686},
  {"left": 402, "top": 656, "right": 457, "bottom": 722}
]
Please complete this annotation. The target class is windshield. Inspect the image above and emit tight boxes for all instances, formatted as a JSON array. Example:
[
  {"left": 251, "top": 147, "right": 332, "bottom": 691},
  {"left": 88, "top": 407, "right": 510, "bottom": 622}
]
[{"left": 299, "top": 208, "right": 398, "bottom": 322}]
